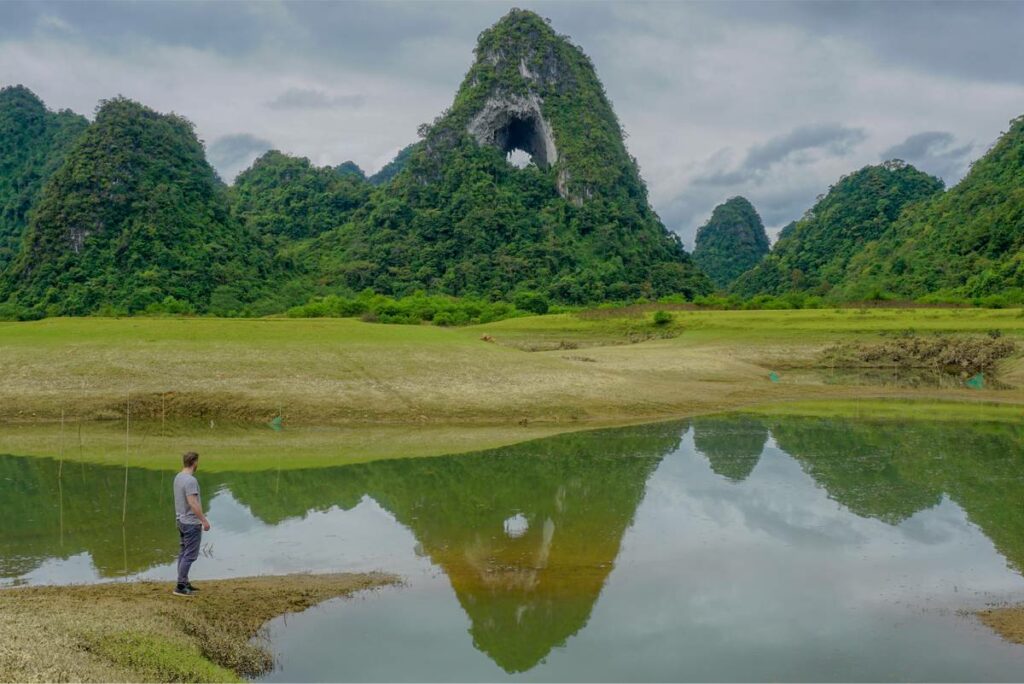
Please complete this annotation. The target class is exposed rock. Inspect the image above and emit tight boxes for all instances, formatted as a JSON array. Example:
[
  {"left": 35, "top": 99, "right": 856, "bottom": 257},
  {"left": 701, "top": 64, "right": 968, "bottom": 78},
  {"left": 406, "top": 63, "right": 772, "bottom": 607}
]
[{"left": 467, "top": 93, "right": 558, "bottom": 169}]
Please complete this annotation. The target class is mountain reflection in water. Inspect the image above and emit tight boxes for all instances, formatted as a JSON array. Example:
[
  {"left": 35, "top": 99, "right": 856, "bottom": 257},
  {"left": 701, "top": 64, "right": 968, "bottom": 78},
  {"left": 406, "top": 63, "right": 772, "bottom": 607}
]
[{"left": 2, "top": 415, "right": 1024, "bottom": 678}]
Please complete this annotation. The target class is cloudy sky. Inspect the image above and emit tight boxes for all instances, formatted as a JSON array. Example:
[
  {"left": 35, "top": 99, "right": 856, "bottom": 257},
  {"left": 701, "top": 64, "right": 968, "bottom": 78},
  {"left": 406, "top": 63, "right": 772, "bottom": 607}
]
[{"left": 2, "top": 1, "right": 1022, "bottom": 247}]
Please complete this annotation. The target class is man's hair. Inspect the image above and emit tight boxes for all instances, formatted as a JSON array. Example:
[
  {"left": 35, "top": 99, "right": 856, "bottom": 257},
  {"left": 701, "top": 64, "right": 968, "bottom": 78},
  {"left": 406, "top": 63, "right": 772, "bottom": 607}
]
[{"left": 183, "top": 451, "right": 200, "bottom": 468}]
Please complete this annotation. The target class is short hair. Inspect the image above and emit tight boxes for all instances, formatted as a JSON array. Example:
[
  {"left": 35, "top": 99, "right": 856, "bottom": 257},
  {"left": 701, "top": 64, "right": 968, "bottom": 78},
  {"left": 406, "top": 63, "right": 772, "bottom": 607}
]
[{"left": 183, "top": 451, "right": 200, "bottom": 468}]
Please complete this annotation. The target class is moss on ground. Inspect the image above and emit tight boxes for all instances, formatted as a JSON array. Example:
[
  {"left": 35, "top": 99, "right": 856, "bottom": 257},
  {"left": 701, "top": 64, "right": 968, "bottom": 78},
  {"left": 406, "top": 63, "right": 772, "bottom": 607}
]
[{"left": 0, "top": 572, "right": 397, "bottom": 682}]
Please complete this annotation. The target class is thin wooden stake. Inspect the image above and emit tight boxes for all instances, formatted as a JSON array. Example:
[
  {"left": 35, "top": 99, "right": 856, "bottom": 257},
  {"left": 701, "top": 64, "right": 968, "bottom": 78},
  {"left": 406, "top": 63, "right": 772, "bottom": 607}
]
[
  {"left": 122, "top": 392, "right": 130, "bottom": 525},
  {"left": 58, "top": 407, "right": 65, "bottom": 478},
  {"left": 78, "top": 417, "right": 85, "bottom": 483}
]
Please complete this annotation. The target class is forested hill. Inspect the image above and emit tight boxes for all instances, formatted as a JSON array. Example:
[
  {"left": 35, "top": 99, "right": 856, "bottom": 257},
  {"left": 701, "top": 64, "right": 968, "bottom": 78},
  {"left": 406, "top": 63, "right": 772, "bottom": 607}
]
[
  {"left": 0, "top": 97, "right": 269, "bottom": 315},
  {"left": 1, "top": 11, "right": 1022, "bottom": 317},
  {"left": 731, "top": 162, "right": 944, "bottom": 297},
  {"left": 692, "top": 197, "right": 769, "bottom": 289},
  {"left": 836, "top": 116, "right": 1024, "bottom": 301},
  {"left": 0, "top": 85, "right": 88, "bottom": 272},
  {"left": 295, "top": 8, "right": 710, "bottom": 302}
]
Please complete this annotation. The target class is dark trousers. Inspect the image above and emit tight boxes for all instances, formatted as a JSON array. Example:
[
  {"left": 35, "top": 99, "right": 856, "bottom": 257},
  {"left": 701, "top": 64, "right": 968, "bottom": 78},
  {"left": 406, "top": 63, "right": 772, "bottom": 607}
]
[{"left": 176, "top": 521, "right": 202, "bottom": 586}]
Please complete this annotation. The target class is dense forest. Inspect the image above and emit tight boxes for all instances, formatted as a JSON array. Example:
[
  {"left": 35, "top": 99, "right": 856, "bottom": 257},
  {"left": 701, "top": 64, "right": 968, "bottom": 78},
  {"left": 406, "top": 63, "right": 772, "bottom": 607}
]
[
  {"left": 0, "top": 86, "right": 88, "bottom": 273},
  {"left": 836, "top": 115, "right": 1024, "bottom": 302},
  {"left": 0, "top": 9, "right": 1021, "bottom": 319},
  {"left": 732, "top": 161, "right": 945, "bottom": 298}
]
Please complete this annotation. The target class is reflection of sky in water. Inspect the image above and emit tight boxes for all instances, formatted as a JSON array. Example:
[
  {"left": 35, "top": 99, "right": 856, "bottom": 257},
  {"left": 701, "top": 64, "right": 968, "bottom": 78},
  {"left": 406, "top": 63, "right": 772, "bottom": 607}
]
[
  {"left": 4, "top": 420, "right": 1024, "bottom": 681},
  {"left": 258, "top": 427, "right": 1023, "bottom": 682}
]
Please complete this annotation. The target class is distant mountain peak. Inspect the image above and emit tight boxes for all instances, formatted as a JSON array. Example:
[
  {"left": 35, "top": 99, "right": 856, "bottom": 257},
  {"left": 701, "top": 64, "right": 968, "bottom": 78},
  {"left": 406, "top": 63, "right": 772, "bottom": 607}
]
[{"left": 693, "top": 196, "right": 770, "bottom": 289}]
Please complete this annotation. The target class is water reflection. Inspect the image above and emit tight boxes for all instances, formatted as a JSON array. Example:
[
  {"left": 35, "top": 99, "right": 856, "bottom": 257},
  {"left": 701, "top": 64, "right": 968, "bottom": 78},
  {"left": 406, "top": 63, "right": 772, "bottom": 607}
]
[
  {"left": 2, "top": 415, "right": 1024, "bottom": 680},
  {"left": 692, "top": 416, "right": 768, "bottom": 482}
]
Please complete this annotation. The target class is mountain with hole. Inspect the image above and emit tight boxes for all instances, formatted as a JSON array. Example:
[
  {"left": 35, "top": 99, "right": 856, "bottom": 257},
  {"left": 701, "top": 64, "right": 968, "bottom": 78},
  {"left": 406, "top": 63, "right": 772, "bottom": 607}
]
[{"left": 296, "top": 8, "right": 711, "bottom": 303}]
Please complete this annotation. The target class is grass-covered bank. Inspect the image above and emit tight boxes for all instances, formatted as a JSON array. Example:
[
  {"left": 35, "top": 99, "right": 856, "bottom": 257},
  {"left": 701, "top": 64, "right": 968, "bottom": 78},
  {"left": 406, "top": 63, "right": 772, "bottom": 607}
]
[
  {"left": 0, "top": 572, "right": 397, "bottom": 682},
  {"left": 0, "top": 308, "right": 1021, "bottom": 468}
]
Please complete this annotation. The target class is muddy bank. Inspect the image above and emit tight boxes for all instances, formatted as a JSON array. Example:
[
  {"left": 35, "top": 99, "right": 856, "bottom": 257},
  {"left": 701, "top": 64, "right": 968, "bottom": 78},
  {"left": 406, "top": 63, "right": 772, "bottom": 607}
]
[{"left": 0, "top": 572, "right": 398, "bottom": 682}]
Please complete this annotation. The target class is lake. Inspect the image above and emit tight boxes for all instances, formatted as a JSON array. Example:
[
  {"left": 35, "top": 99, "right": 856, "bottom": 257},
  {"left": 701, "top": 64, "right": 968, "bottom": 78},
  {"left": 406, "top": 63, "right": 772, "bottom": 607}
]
[{"left": 2, "top": 415, "right": 1023, "bottom": 681}]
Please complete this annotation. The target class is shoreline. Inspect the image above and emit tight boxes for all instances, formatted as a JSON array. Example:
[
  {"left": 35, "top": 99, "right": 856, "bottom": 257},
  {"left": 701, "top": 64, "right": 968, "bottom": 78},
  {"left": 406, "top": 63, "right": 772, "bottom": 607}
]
[
  {"left": 0, "top": 396, "right": 1021, "bottom": 472},
  {"left": 0, "top": 572, "right": 398, "bottom": 682}
]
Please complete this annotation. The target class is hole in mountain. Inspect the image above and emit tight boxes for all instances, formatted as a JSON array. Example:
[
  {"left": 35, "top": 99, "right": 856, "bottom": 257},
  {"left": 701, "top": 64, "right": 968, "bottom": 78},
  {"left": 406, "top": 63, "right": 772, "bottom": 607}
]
[
  {"left": 507, "top": 149, "right": 532, "bottom": 168},
  {"left": 497, "top": 114, "right": 549, "bottom": 168}
]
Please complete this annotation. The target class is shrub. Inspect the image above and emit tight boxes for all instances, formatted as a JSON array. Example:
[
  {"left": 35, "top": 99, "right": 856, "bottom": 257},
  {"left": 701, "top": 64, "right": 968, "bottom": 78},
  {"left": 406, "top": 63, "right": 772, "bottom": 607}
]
[
  {"left": 652, "top": 310, "right": 673, "bottom": 326},
  {"left": 513, "top": 291, "right": 550, "bottom": 315}
]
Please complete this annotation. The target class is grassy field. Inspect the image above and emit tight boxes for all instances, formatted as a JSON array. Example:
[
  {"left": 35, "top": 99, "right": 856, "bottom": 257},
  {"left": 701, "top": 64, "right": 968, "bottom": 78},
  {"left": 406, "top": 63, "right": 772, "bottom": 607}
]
[
  {"left": 0, "top": 573, "right": 396, "bottom": 682},
  {"left": 0, "top": 308, "right": 1021, "bottom": 468}
]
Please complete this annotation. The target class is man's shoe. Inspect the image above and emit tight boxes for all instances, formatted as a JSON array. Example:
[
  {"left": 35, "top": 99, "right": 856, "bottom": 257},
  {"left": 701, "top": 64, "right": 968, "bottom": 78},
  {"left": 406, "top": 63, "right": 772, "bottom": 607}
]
[
  {"left": 173, "top": 584, "right": 193, "bottom": 596},
  {"left": 185, "top": 582, "right": 200, "bottom": 592}
]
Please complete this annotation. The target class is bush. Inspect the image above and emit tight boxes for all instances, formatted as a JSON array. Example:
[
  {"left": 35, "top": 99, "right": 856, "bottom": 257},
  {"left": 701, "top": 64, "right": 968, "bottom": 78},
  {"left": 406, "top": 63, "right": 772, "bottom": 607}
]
[
  {"left": 513, "top": 291, "right": 550, "bottom": 315},
  {"left": 652, "top": 310, "right": 673, "bottom": 326},
  {"left": 0, "top": 303, "right": 45, "bottom": 321}
]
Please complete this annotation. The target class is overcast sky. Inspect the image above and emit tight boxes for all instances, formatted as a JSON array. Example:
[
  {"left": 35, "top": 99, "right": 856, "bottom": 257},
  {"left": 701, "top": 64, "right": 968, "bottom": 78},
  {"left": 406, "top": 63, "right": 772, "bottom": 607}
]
[{"left": 2, "top": 1, "right": 1022, "bottom": 247}]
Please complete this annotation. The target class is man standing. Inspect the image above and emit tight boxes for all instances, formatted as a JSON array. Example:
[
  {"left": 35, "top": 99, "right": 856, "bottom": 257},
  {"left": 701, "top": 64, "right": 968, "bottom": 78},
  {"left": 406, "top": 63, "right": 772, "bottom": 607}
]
[{"left": 173, "top": 451, "right": 211, "bottom": 596}]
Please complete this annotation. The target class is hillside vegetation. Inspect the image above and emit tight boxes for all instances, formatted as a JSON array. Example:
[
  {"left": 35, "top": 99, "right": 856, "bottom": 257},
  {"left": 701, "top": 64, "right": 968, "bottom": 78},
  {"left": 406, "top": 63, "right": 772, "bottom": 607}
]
[
  {"left": 0, "top": 11, "right": 1021, "bottom": 315},
  {"left": 838, "top": 115, "right": 1024, "bottom": 301},
  {"left": 0, "top": 85, "right": 88, "bottom": 272},
  {"left": 692, "top": 196, "right": 770, "bottom": 289},
  {"left": 0, "top": 98, "right": 269, "bottom": 315},
  {"left": 732, "top": 161, "right": 944, "bottom": 297}
]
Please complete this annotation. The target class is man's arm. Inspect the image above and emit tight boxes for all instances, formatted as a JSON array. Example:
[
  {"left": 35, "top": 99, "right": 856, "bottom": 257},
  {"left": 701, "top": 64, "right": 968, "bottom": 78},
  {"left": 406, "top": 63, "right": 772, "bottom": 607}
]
[{"left": 187, "top": 493, "right": 211, "bottom": 531}]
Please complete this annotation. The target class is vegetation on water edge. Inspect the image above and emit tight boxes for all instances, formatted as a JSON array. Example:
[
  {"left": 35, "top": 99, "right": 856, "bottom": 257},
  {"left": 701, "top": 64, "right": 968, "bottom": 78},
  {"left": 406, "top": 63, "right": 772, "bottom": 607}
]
[
  {"left": 0, "top": 573, "right": 397, "bottom": 682},
  {"left": 978, "top": 604, "right": 1024, "bottom": 647}
]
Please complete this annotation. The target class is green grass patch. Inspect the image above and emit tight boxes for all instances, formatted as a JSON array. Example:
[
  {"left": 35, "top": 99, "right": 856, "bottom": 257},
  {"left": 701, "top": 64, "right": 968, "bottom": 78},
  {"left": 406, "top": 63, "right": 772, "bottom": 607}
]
[
  {"left": 745, "top": 398, "right": 1024, "bottom": 423},
  {"left": 87, "top": 631, "right": 239, "bottom": 683}
]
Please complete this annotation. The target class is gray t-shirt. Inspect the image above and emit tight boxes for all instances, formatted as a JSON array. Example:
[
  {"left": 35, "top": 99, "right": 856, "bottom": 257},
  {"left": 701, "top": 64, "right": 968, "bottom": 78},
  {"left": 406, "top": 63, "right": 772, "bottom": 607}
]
[{"left": 173, "top": 471, "right": 202, "bottom": 525}]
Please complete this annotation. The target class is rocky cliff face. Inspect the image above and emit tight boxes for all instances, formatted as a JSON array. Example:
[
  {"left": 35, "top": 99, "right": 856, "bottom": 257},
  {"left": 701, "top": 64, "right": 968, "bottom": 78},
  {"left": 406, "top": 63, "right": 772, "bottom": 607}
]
[
  {"left": 414, "top": 9, "right": 647, "bottom": 207},
  {"left": 467, "top": 92, "right": 559, "bottom": 169}
]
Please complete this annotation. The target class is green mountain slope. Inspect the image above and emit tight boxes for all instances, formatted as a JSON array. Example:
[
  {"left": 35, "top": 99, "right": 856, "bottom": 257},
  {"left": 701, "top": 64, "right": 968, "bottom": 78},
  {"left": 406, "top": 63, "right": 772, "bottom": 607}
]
[
  {"left": 837, "top": 116, "right": 1024, "bottom": 300},
  {"left": 367, "top": 144, "right": 415, "bottom": 185},
  {"left": 0, "top": 86, "right": 88, "bottom": 272},
  {"left": 1, "top": 97, "right": 266, "bottom": 315},
  {"left": 692, "top": 196, "right": 769, "bottom": 289},
  {"left": 335, "top": 160, "right": 366, "bottom": 180},
  {"left": 232, "top": 151, "right": 370, "bottom": 241},
  {"left": 732, "top": 161, "right": 943, "bottom": 297},
  {"left": 302, "top": 9, "right": 710, "bottom": 302}
]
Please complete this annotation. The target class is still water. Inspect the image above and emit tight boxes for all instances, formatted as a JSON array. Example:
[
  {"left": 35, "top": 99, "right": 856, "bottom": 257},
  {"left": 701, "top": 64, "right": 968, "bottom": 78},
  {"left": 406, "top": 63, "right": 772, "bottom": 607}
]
[{"left": 2, "top": 415, "right": 1024, "bottom": 681}]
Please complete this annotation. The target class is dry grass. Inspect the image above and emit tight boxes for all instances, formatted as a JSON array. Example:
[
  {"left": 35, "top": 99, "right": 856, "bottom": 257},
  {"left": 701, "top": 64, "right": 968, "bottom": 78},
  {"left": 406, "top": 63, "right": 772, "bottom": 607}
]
[
  {"left": 0, "top": 310, "right": 1021, "bottom": 469},
  {"left": 0, "top": 572, "right": 397, "bottom": 682},
  {"left": 978, "top": 604, "right": 1024, "bottom": 646}
]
